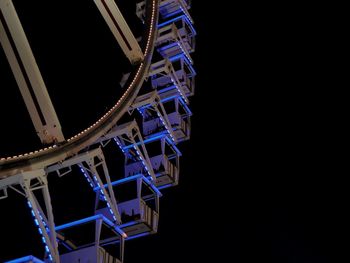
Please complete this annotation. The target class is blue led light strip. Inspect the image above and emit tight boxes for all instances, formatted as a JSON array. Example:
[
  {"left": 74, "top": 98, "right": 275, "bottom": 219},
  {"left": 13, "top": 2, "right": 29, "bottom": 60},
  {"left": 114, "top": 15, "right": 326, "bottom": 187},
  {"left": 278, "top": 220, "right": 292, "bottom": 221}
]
[
  {"left": 93, "top": 175, "right": 162, "bottom": 197},
  {"left": 78, "top": 164, "right": 94, "bottom": 189},
  {"left": 178, "top": 97, "right": 192, "bottom": 115},
  {"left": 158, "top": 41, "right": 193, "bottom": 64},
  {"left": 135, "top": 104, "right": 175, "bottom": 142},
  {"left": 27, "top": 201, "right": 54, "bottom": 262},
  {"left": 115, "top": 134, "right": 154, "bottom": 179},
  {"left": 157, "top": 15, "right": 196, "bottom": 35},
  {"left": 178, "top": 3, "right": 193, "bottom": 23},
  {"left": 125, "top": 232, "right": 150, "bottom": 241},
  {"left": 132, "top": 145, "right": 153, "bottom": 178},
  {"left": 55, "top": 214, "right": 126, "bottom": 237},
  {"left": 5, "top": 255, "right": 44, "bottom": 263},
  {"left": 156, "top": 111, "right": 176, "bottom": 142},
  {"left": 176, "top": 41, "right": 193, "bottom": 64},
  {"left": 114, "top": 138, "right": 126, "bottom": 153},
  {"left": 170, "top": 76, "right": 188, "bottom": 103},
  {"left": 169, "top": 52, "right": 192, "bottom": 68},
  {"left": 157, "top": 183, "right": 174, "bottom": 190},
  {"left": 123, "top": 134, "right": 168, "bottom": 150},
  {"left": 78, "top": 165, "right": 117, "bottom": 222}
]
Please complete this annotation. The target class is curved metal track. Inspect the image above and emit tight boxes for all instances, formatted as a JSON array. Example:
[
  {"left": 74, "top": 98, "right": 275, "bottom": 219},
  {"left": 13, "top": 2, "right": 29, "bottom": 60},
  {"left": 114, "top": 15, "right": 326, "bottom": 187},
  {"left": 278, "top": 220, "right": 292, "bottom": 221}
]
[{"left": 0, "top": 0, "right": 159, "bottom": 179}]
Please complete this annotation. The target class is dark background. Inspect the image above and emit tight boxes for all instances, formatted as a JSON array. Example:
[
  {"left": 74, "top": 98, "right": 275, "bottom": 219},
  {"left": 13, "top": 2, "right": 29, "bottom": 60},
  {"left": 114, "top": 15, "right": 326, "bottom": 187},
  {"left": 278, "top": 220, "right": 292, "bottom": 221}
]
[{"left": 0, "top": 1, "right": 343, "bottom": 263}]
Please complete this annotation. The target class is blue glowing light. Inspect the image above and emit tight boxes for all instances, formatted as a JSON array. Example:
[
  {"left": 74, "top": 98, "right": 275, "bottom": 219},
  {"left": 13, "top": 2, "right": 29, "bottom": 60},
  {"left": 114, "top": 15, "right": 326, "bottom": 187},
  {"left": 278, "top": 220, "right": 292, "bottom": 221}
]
[
  {"left": 131, "top": 146, "right": 153, "bottom": 177},
  {"left": 157, "top": 15, "right": 195, "bottom": 35},
  {"left": 120, "top": 221, "right": 138, "bottom": 228},
  {"left": 56, "top": 214, "right": 104, "bottom": 231},
  {"left": 114, "top": 138, "right": 125, "bottom": 153},
  {"left": 4, "top": 255, "right": 44, "bottom": 263},
  {"left": 169, "top": 52, "right": 188, "bottom": 64},
  {"left": 93, "top": 175, "right": 162, "bottom": 197},
  {"left": 78, "top": 165, "right": 95, "bottom": 189},
  {"left": 79, "top": 169, "right": 118, "bottom": 222},
  {"left": 158, "top": 42, "right": 178, "bottom": 51},
  {"left": 55, "top": 214, "right": 125, "bottom": 237},
  {"left": 123, "top": 134, "right": 165, "bottom": 150},
  {"left": 178, "top": 97, "right": 192, "bottom": 115},
  {"left": 157, "top": 183, "right": 175, "bottom": 190},
  {"left": 125, "top": 232, "right": 150, "bottom": 241}
]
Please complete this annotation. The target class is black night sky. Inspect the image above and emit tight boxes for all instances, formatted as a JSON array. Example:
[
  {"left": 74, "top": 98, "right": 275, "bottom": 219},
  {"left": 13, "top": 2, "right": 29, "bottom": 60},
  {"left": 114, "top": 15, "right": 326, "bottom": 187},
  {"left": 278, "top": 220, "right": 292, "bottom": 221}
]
[{"left": 0, "top": 1, "right": 343, "bottom": 263}]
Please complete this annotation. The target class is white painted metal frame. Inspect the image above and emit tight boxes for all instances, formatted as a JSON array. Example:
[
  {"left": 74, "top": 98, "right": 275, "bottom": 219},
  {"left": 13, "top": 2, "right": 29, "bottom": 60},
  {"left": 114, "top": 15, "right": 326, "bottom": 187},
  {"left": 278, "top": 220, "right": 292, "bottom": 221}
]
[
  {"left": 96, "top": 121, "right": 157, "bottom": 181},
  {"left": 0, "top": 0, "right": 64, "bottom": 144},
  {"left": 0, "top": 0, "right": 197, "bottom": 260},
  {"left": 0, "top": 169, "right": 60, "bottom": 262},
  {"left": 94, "top": 0, "right": 144, "bottom": 64},
  {"left": 46, "top": 148, "right": 122, "bottom": 224}
]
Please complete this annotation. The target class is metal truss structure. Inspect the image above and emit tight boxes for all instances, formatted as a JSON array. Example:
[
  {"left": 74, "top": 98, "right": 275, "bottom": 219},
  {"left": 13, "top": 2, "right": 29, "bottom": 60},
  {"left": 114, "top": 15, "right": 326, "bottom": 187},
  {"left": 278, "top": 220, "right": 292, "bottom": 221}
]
[{"left": 0, "top": 0, "right": 196, "bottom": 262}]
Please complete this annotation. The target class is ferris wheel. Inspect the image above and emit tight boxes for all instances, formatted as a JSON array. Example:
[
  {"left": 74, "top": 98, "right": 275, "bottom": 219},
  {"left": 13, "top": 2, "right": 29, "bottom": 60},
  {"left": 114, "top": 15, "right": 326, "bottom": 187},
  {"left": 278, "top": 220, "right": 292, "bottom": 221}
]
[{"left": 0, "top": 0, "right": 196, "bottom": 262}]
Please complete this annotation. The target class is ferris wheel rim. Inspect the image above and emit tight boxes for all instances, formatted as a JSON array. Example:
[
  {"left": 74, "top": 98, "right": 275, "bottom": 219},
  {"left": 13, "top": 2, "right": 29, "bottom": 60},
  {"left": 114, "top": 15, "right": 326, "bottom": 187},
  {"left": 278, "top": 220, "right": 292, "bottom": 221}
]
[{"left": 0, "top": 0, "right": 159, "bottom": 179}]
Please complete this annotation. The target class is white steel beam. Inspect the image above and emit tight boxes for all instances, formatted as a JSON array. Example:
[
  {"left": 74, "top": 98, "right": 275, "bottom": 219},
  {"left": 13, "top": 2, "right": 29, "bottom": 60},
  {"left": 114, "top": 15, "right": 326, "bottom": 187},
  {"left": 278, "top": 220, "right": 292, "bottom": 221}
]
[
  {"left": 0, "top": 0, "right": 64, "bottom": 144},
  {"left": 0, "top": 187, "right": 7, "bottom": 200},
  {"left": 83, "top": 157, "right": 122, "bottom": 224},
  {"left": 46, "top": 148, "right": 104, "bottom": 174},
  {"left": 94, "top": 0, "right": 144, "bottom": 64},
  {"left": 25, "top": 187, "right": 60, "bottom": 263},
  {"left": 94, "top": 120, "right": 139, "bottom": 145},
  {"left": 1, "top": 169, "right": 60, "bottom": 262},
  {"left": 93, "top": 121, "right": 157, "bottom": 181},
  {"left": 45, "top": 147, "right": 122, "bottom": 224}
]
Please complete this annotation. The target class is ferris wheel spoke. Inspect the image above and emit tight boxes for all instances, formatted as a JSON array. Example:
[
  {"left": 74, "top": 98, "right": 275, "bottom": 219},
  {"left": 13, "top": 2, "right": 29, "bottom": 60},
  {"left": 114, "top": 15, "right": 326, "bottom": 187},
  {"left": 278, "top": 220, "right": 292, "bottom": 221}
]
[
  {"left": 0, "top": 0, "right": 64, "bottom": 145},
  {"left": 94, "top": 0, "right": 144, "bottom": 64}
]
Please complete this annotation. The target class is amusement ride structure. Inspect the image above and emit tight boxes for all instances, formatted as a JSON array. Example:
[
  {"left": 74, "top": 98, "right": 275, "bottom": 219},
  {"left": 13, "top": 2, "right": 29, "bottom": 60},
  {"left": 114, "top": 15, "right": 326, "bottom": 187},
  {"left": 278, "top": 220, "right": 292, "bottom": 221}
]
[{"left": 0, "top": 0, "right": 196, "bottom": 262}]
